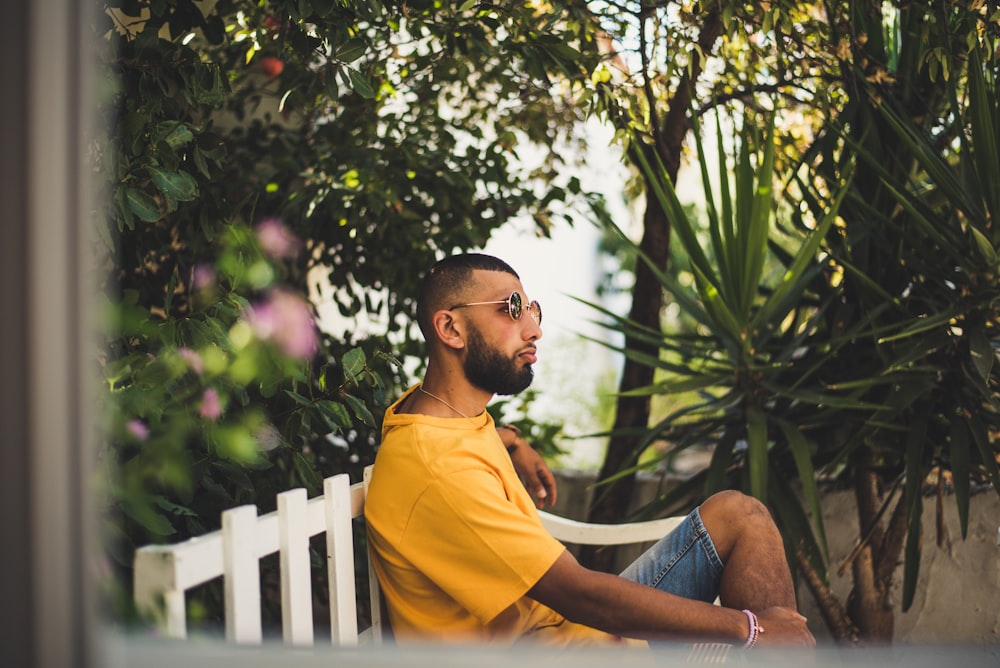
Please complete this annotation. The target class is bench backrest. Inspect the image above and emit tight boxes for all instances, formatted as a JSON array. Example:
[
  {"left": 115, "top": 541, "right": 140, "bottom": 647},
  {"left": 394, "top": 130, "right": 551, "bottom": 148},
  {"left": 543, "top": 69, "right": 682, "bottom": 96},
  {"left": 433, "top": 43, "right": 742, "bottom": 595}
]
[
  {"left": 133, "top": 465, "right": 683, "bottom": 646},
  {"left": 133, "top": 468, "right": 383, "bottom": 646}
]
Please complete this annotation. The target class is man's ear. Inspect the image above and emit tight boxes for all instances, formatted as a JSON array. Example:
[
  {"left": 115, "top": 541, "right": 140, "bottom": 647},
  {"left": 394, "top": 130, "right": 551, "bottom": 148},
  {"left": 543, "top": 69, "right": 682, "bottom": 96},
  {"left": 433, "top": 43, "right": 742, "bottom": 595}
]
[{"left": 430, "top": 309, "right": 466, "bottom": 351}]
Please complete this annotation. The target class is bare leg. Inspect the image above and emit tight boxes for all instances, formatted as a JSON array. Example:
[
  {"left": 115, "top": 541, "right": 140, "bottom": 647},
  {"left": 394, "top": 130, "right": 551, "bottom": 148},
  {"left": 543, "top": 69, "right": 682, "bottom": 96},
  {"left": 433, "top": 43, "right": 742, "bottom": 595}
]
[{"left": 698, "top": 490, "right": 797, "bottom": 610}]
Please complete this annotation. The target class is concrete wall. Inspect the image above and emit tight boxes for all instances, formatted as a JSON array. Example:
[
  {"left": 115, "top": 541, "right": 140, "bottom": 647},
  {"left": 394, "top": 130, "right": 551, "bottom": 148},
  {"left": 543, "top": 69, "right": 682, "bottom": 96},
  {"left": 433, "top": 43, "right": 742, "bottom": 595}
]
[{"left": 549, "top": 468, "right": 1000, "bottom": 644}]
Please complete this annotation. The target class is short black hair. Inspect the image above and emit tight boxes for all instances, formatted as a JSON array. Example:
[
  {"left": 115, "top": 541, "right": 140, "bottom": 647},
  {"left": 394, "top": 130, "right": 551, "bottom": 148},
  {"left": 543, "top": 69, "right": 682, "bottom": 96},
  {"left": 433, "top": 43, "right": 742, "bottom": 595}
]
[{"left": 416, "top": 253, "right": 518, "bottom": 339}]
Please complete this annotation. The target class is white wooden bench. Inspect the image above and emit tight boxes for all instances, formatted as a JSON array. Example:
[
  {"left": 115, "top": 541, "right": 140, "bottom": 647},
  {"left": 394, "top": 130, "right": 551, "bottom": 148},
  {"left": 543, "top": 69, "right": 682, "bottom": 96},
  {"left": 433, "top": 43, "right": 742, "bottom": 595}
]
[{"left": 133, "top": 466, "right": 685, "bottom": 646}]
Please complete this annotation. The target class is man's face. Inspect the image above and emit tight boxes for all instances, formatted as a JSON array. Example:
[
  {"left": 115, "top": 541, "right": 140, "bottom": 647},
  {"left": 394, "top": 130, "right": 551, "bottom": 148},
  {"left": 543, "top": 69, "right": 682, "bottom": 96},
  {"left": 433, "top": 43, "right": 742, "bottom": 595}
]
[{"left": 463, "top": 322, "right": 534, "bottom": 396}]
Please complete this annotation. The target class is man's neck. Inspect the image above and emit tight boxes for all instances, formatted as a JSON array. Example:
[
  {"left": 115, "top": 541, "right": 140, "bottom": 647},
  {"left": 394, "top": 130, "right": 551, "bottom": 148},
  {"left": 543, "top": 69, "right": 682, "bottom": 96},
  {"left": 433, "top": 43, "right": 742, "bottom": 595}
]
[{"left": 415, "top": 371, "right": 491, "bottom": 418}]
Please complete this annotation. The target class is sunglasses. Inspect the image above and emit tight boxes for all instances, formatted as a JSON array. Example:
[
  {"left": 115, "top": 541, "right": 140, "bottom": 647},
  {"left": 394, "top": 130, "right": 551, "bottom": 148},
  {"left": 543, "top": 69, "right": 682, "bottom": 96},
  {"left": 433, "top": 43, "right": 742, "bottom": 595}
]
[{"left": 451, "top": 290, "right": 542, "bottom": 325}]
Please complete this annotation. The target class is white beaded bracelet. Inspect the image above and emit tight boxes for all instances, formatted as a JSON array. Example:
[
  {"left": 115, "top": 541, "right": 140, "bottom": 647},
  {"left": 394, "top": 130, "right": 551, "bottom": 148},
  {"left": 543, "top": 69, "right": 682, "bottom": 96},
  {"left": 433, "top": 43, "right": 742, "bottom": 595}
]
[{"left": 741, "top": 609, "right": 764, "bottom": 649}]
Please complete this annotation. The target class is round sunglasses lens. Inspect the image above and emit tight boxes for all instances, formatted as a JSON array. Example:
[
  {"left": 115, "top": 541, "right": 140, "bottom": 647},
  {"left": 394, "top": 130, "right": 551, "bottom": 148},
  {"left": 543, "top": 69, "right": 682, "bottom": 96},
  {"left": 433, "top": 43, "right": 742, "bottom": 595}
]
[
  {"left": 530, "top": 300, "right": 541, "bottom": 325},
  {"left": 508, "top": 291, "right": 522, "bottom": 320}
]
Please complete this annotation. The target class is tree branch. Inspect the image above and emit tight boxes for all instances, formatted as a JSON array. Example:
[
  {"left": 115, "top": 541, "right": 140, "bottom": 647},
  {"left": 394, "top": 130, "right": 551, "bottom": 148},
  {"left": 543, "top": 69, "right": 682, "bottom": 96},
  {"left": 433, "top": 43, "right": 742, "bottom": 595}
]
[
  {"left": 875, "top": 487, "right": 909, "bottom": 586},
  {"left": 796, "top": 546, "right": 859, "bottom": 645}
]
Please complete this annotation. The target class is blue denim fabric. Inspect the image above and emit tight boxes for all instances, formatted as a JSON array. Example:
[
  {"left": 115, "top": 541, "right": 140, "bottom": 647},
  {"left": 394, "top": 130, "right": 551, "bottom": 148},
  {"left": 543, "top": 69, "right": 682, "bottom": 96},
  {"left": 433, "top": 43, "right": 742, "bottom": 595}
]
[{"left": 617, "top": 507, "right": 723, "bottom": 604}]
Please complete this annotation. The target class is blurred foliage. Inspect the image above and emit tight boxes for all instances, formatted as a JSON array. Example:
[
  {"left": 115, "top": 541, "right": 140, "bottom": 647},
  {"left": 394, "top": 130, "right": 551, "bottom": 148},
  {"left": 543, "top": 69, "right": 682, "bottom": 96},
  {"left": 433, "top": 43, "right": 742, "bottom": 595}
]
[{"left": 93, "top": 0, "right": 606, "bottom": 626}]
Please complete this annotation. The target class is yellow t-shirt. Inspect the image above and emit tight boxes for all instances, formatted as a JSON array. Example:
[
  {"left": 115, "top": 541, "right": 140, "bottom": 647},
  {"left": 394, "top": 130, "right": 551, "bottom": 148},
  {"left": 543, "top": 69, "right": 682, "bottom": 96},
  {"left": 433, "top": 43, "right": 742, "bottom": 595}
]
[{"left": 364, "top": 385, "right": 625, "bottom": 646}]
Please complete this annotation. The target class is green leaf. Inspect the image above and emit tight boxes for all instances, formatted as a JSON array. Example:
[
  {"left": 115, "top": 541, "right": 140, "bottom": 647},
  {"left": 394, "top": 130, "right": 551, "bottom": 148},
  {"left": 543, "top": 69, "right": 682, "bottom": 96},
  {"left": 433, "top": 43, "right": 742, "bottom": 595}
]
[
  {"left": 318, "top": 399, "right": 352, "bottom": 430},
  {"left": 336, "top": 38, "right": 368, "bottom": 63},
  {"left": 121, "top": 498, "right": 175, "bottom": 537},
  {"left": 775, "top": 418, "right": 828, "bottom": 556},
  {"left": 200, "top": 473, "right": 232, "bottom": 502},
  {"left": 948, "top": 419, "right": 970, "bottom": 538},
  {"left": 704, "top": 430, "right": 737, "bottom": 496},
  {"left": 969, "top": 226, "right": 997, "bottom": 266},
  {"left": 745, "top": 404, "right": 768, "bottom": 502},
  {"left": 342, "top": 393, "right": 374, "bottom": 426},
  {"left": 157, "top": 122, "right": 194, "bottom": 149},
  {"left": 968, "top": 325, "right": 994, "bottom": 383},
  {"left": 967, "top": 49, "right": 1000, "bottom": 226},
  {"left": 284, "top": 389, "right": 313, "bottom": 407},
  {"left": 125, "top": 188, "right": 161, "bottom": 222},
  {"left": 754, "top": 168, "right": 850, "bottom": 328},
  {"left": 902, "top": 411, "right": 929, "bottom": 547},
  {"left": 769, "top": 466, "right": 828, "bottom": 579},
  {"left": 341, "top": 347, "right": 367, "bottom": 384},
  {"left": 211, "top": 460, "right": 255, "bottom": 494},
  {"left": 293, "top": 451, "right": 322, "bottom": 492},
  {"left": 152, "top": 496, "right": 199, "bottom": 518},
  {"left": 901, "top": 495, "right": 922, "bottom": 612},
  {"left": 631, "top": 140, "right": 716, "bottom": 282},
  {"left": 347, "top": 67, "right": 377, "bottom": 99},
  {"left": 148, "top": 167, "right": 199, "bottom": 203}
]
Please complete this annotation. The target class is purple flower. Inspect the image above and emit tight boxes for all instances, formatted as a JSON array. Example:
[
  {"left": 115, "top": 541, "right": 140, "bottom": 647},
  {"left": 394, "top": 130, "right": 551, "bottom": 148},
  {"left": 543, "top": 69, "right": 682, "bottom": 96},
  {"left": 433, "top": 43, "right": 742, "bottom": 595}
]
[
  {"left": 126, "top": 419, "right": 149, "bottom": 440},
  {"left": 199, "top": 388, "right": 223, "bottom": 420},
  {"left": 255, "top": 219, "right": 303, "bottom": 260},
  {"left": 244, "top": 289, "right": 319, "bottom": 359},
  {"left": 177, "top": 347, "right": 204, "bottom": 375},
  {"left": 192, "top": 264, "right": 216, "bottom": 291}
]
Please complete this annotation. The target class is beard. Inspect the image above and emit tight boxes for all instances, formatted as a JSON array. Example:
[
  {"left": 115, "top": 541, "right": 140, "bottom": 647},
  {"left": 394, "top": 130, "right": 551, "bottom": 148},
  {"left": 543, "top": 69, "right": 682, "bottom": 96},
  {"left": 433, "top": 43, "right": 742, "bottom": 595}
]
[{"left": 463, "top": 325, "right": 534, "bottom": 396}]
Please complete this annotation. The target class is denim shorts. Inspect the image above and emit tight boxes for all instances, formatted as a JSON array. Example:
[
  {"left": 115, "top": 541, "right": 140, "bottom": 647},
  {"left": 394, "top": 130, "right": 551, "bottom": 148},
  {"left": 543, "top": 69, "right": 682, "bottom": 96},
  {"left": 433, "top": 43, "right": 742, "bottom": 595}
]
[{"left": 617, "top": 506, "right": 723, "bottom": 604}]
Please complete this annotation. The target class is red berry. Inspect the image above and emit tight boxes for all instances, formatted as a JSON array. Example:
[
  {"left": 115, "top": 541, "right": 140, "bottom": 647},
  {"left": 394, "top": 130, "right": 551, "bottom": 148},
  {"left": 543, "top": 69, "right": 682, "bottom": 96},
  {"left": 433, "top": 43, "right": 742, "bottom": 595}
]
[{"left": 258, "top": 56, "right": 284, "bottom": 79}]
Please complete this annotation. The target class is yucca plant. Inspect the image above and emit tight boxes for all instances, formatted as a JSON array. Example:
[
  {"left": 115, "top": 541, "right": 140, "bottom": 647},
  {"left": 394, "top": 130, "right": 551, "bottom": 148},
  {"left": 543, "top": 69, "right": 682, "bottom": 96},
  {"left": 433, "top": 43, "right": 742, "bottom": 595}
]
[
  {"left": 759, "top": 2, "right": 1000, "bottom": 639},
  {"left": 607, "top": 11, "right": 1000, "bottom": 645},
  {"left": 588, "top": 0, "right": 999, "bottom": 646},
  {"left": 585, "top": 102, "right": 863, "bottom": 592},
  {"left": 792, "top": 40, "right": 1000, "bottom": 630}
]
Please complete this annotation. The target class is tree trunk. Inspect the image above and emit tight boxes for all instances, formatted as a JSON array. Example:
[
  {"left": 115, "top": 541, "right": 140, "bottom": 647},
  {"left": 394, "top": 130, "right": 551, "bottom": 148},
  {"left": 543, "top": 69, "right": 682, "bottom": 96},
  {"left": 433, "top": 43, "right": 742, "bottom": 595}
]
[
  {"left": 844, "top": 449, "right": 897, "bottom": 642},
  {"left": 578, "top": 188, "right": 671, "bottom": 572},
  {"left": 579, "top": 9, "right": 724, "bottom": 572}
]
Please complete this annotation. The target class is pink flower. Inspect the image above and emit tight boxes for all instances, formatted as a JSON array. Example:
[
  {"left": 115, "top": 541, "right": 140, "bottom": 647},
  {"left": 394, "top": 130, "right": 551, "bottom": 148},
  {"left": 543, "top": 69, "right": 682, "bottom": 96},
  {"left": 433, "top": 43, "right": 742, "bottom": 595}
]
[
  {"left": 244, "top": 289, "right": 319, "bottom": 359},
  {"left": 177, "top": 347, "right": 204, "bottom": 375},
  {"left": 199, "top": 388, "right": 223, "bottom": 420},
  {"left": 126, "top": 419, "right": 149, "bottom": 440},
  {"left": 255, "top": 218, "right": 303, "bottom": 260},
  {"left": 192, "top": 264, "right": 216, "bottom": 291}
]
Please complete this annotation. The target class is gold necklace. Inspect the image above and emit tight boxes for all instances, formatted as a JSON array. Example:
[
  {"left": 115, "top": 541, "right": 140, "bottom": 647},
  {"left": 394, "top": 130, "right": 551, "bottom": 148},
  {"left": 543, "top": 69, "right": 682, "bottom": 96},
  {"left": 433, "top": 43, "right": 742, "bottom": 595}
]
[{"left": 418, "top": 385, "right": 470, "bottom": 418}]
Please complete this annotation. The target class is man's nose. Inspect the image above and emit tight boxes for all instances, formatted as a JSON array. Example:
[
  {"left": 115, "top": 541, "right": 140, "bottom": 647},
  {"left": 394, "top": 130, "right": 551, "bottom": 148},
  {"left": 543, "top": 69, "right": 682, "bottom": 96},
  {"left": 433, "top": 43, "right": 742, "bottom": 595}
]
[{"left": 523, "top": 317, "right": 542, "bottom": 341}]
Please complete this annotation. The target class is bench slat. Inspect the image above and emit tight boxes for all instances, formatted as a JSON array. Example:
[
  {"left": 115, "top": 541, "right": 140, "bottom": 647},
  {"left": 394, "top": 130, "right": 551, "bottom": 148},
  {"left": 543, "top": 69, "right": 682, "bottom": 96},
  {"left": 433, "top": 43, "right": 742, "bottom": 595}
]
[
  {"left": 223, "top": 505, "right": 263, "bottom": 644},
  {"left": 278, "top": 488, "right": 313, "bottom": 646},
  {"left": 133, "top": 549, "right": 196, "bottom": 638},
  {"left": 539, "top": 512, "right": 684, "bottom": 546},
  {"left": 325, "top": 474, "right": 358, "bottom": 646},
  {"left": 362, "top": 466, "right": 384, "bottom": 644}
]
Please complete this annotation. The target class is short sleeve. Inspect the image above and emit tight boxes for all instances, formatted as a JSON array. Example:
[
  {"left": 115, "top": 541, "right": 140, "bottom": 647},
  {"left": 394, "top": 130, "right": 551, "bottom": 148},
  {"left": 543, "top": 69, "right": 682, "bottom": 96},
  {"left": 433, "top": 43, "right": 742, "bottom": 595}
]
[{"left": 397, "top": 467, "right": 566, "bottom": 623}]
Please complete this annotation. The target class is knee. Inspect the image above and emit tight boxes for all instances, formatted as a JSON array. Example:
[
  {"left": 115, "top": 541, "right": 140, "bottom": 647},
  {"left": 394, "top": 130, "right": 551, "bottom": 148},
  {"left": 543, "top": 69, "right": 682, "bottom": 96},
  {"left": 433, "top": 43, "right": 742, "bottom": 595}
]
[
  {"left": 703, "top": 489, "right": 769, "bottom": 520},
  {"left": 699, "top": 491, "right": 776, "bottom": 552}
]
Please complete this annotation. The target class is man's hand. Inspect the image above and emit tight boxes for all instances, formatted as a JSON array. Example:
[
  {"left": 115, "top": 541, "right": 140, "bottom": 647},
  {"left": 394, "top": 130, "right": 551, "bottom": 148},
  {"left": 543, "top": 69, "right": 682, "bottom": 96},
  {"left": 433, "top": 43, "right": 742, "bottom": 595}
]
[
  {"left": 498, "top": 426, "right": 557, "bottom": 508},
  {"left": 752, "top": 607, "right": 816, "bottom": 648}
]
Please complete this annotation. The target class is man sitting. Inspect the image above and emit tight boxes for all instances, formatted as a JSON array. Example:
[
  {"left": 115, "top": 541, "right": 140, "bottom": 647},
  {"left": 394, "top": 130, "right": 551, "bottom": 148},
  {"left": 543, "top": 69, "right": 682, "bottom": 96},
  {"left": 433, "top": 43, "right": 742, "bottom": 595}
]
[{"left": 365, "top": 253, "right": 814, "bottom": 649}]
